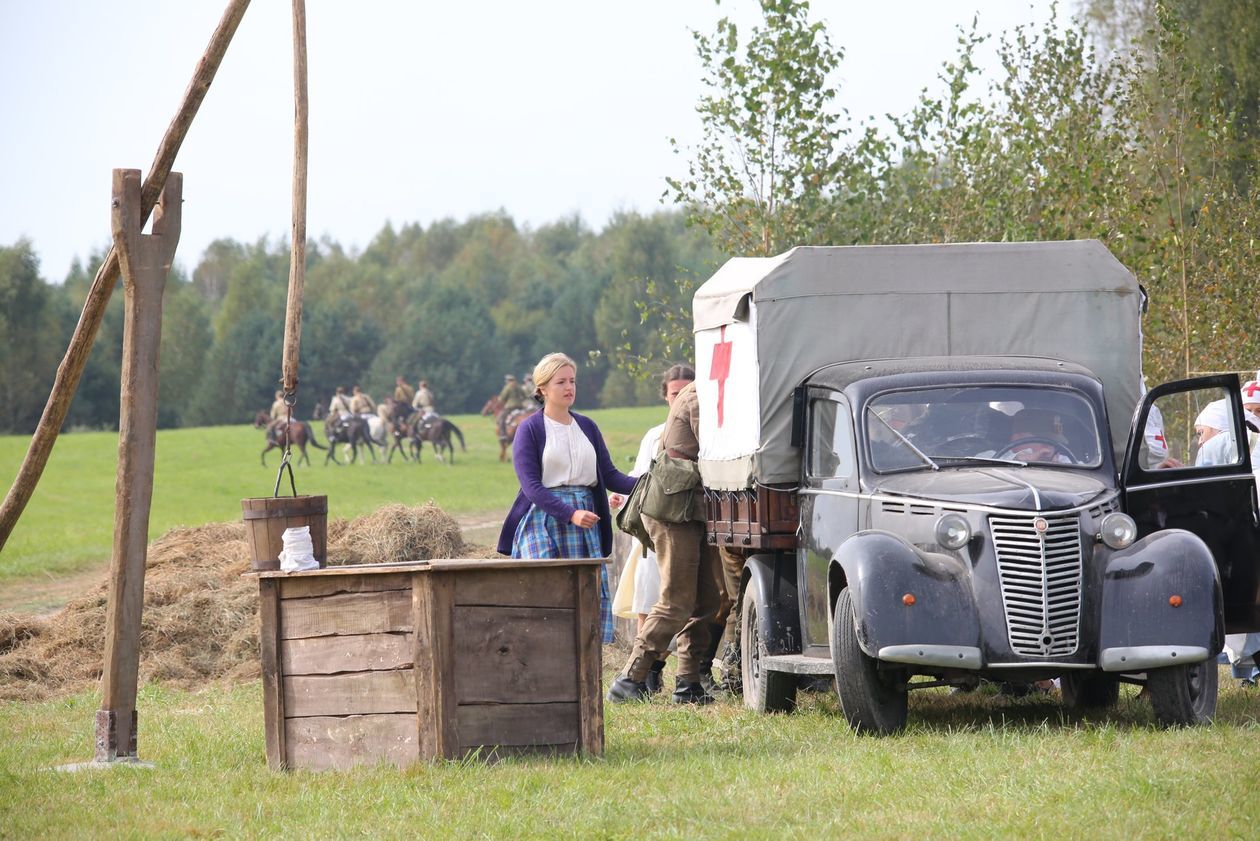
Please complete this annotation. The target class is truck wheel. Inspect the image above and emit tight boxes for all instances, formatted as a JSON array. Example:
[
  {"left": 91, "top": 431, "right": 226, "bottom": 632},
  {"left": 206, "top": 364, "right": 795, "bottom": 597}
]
[
  {"left": 1146, "top": 659, "right": 1218, "bottom": 726},
  {"left": 740, "top": 584, "right": 796, "bottom": 713},
  {"left": 831, "top": 587, "right": 907, "bottom": 735},
  {"left": 1060, "top": 672, "right": 1119, "bottom": 710}
]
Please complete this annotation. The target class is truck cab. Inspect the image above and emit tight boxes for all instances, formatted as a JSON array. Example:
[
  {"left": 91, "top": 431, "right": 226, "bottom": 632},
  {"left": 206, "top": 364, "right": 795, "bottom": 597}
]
[{"left": 737, "top": 357, "right": 1260, "bottom": 733}]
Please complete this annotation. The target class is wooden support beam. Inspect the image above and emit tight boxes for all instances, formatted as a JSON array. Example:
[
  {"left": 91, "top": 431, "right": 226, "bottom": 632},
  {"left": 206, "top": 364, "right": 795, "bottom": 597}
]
[
  {"left": 95, "top": 169, "right": 182, "bottom": 762},
  {"left": 281, "top": 0, "right": 309, "bottom": 397},
  {"left": 0, "top": 0, "right": 251, "bottom": 552}
]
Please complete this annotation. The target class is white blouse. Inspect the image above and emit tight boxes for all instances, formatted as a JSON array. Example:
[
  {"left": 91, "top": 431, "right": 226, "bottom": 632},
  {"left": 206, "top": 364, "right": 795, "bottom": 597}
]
[{"left": 541, "top": 414, "right": 598, "bottom": 488}]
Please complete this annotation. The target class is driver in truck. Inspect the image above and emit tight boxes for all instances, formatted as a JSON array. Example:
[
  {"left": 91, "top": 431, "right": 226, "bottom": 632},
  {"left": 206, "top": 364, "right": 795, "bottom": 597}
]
[{"left": 1005, "top": 408, "right": 1074, "bottom": 463}]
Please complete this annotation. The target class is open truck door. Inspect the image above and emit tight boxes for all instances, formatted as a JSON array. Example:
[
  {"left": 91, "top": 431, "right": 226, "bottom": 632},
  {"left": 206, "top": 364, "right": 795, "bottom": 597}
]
[{"left": 1122, "top": 375, "right": 1260, "bottom": 633}]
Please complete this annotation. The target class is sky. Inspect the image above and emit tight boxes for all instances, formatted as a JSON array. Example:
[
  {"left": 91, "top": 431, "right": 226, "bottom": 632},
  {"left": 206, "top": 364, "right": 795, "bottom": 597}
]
[{"left": 0, "top": 1, "right": 1061, "bottom": 283}]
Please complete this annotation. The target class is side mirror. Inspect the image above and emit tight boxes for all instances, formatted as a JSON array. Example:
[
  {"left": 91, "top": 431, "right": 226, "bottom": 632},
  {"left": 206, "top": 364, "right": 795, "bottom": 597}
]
[{"left": 791, "top": 385, "right": 807, "bottom": 449}]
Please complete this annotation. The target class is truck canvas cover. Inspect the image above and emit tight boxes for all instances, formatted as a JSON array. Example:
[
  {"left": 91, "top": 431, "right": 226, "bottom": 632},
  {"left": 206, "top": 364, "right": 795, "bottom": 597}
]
[{"left": 692, "top": 241, "right": 1143, "bottom": 490}]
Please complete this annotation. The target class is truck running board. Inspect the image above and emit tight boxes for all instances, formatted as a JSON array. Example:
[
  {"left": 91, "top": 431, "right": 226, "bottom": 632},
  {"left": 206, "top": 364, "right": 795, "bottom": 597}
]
[{"left": 761, "top": 654, "right": 834, "bottom": 675}]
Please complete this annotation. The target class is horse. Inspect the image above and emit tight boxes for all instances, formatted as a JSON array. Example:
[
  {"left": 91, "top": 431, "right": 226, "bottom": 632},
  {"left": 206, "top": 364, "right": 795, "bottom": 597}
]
[
  {"left": 323, "top": 414, "right": 378, "bottom": 465},
  {"left": 409, "top": 414, "right": 466, "bottom": 464},
  {"left": 486, "top": 400, "right": 536, "bottom": 462},
  {"left": 378, "top": 398, "right": 414, "bottom": 464},
  {"left": 254, "top": 411, "right": 327, "bottom": 467}
]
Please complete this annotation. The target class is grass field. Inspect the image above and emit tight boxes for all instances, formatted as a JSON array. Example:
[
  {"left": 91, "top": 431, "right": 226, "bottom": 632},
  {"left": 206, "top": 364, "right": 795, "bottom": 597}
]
[
  {"left": 0, "top": 406, "right": 660, "bottom": 586},
  {"left": 1, "top": 666, "right": 1258, "bottom": 838},
  {"left": 3, "top": 407, "right": 1260, "bottom": 837}
]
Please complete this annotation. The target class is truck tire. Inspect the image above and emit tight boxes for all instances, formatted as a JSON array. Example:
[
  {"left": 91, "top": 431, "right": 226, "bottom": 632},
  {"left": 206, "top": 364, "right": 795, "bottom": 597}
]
[
  {"left": 1146, "top": 659, "right": 1218, "bottom": 726},
  {"left": 741, "top": 584, "right": 796, "bottom": 713},
  {"left": 831, "top": 587, "right": 907, "bottom": 735},
  {"left": 1060, "top": 672, "right": 1120, "bottom": 710}
]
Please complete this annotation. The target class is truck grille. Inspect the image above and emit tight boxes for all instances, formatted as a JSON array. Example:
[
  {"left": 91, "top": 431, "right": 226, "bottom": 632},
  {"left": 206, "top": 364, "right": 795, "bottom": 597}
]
[{"left": 989, "top": 514, "right": 1083, "bottom": 657}]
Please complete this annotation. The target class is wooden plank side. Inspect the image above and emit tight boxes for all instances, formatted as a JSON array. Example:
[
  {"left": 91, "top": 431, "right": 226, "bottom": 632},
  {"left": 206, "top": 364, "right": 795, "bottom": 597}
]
[
  {"left": 454, "top": 566, "right": 575, "bottom": 608},
  {"left": 282, "top": 632, "right": 413, "bottom": 675},
  {"left": 456, "top": 702, "right": 579, "bottom": 748},
  {"left": 258, "top": 579, "right": 287, "bottom": 769},
  {"left": 427, "top": 558, "right": 604, "bottom": 572},
  {"left": 254, "top": 561, "right": 431, "bottom": 579},
  {"left": 452, "top": 606, "right": 578, "bottom": 704},
  {"left": 279, "top": 590, "right": 412, "bottom": 639},
  {"left": 279, "top": 572, "right": 412, "bottom": 600},
  {"left": 285, "top": 714, "right": 419, "bottom": 772},
  {"left": 413, "top": 573, "right": 457, "bottom": 760},
  {"left": 284, "top": 670, "right": 416, "bottom": 718},
  {"left": 574, "top": 565, "right": 605, "bottom": 756}
]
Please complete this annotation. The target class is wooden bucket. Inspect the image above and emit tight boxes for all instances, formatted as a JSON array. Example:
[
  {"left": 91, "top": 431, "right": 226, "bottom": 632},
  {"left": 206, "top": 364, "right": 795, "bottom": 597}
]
[{"left": 241, "top": 495, "right": 328, "bottom": 571}]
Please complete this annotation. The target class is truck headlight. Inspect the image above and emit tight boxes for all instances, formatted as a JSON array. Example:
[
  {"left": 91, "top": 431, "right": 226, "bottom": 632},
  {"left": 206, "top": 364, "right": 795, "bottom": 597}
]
[
  {"left": 1099, "top": 512, "right": 1137, "bottom": 549},
  {"left": 934, "top": 513, "right": 971, "bottom": 550}
]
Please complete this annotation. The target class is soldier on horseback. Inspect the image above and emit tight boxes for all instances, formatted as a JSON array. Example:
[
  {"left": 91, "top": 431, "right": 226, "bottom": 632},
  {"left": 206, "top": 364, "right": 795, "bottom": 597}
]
[
  {"left": 497, "top": 374, "right": 528, "bottom": 435},
  {"left": 393, "top": 376, "right": 415, "bottom": 406},
  {"left": 349, "top": 385, "right": 375, "bottom": 415},
  {"left": 413, "top": 379, "right": 436, "bottom": 419},
  {"left": 328, "top": 386, "right": 352, "bottom": 420}
]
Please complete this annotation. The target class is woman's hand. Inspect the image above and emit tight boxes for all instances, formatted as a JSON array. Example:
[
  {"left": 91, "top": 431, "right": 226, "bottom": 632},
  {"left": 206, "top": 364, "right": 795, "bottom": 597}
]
[
  {"left": 608, "top": 493, "right": 626, "bottom": 509},
  {"left": 570, "top": 509, "right": 599, "bottom": 529}
]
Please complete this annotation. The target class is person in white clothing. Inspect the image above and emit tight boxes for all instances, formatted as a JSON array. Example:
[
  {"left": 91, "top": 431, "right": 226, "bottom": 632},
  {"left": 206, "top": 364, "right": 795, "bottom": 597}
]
[
  {"left": 1225, "top": 377, "right": 1260, "bottom": 687},
  {"left": 613, "top": 364, "right": 695, "bottom": 694},
  {"left": 1193, "top": 399, "right": 1238, "bottom": 467}
]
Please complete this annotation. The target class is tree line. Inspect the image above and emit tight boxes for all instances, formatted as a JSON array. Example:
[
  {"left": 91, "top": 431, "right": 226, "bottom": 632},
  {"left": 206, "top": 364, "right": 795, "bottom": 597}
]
[
  {"left": 2, "top": 0, "right": 1257, "bottom": 436},
  {"left": 0, "top": 212, "right": 718, "bottom": 433}
]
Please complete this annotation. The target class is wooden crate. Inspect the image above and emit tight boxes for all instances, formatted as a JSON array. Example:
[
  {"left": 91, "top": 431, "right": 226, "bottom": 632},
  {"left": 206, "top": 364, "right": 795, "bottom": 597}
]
[
  {"left": 254, "top": 559, "right": 605, "bottom": 770},
  {"left": 705, "top": 484, "right": 799, "bottom": 550}
]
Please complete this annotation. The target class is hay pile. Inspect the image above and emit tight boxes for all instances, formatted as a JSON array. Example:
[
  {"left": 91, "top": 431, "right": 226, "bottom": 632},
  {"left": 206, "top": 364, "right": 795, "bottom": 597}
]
[
  {"left": 327, "top": 502, "right": 463, "bottom": 566},
  {"left": 0, "top": 504, "right": 488, "bottom": 702}
]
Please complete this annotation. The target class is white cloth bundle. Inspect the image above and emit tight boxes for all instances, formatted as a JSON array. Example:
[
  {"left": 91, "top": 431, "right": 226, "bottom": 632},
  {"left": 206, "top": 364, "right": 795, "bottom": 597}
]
[{"left": 279, "top": 525, "right": 319, "bottom": 571}]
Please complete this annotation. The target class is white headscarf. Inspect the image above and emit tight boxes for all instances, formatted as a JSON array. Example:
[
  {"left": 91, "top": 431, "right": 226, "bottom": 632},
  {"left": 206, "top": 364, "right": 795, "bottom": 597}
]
[{"left": 1194, "top": 399, "right": 1230, "bottom": 432}]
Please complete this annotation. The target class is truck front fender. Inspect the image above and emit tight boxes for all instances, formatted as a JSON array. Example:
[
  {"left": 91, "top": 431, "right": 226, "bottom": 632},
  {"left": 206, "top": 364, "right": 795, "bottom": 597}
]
[
  {"left": 742, "top": 552, "right": 801, "bottom": 655},
  {"left": 834, "top": 531, "right": 982, "bottom": 669},
  {"left": 1098, "top": 529, "right": 1223, "bottom": 671}
]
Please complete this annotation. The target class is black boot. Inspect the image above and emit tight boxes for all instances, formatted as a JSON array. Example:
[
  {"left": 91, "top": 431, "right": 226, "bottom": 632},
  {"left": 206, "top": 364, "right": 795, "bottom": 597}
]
[
  {"left": 673, "top": 677, "right": 715, "bottom": 705},
  {"left": 607, "top": 674, "right": 651, "bottom": 703},
  {"left": 644, "top": 660, "right": 666, "bottom": 695}
]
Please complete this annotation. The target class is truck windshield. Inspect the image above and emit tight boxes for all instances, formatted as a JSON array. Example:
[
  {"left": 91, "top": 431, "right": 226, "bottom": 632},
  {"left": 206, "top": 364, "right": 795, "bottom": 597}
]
[{"left": 865, "top": 386, "right": 1103, "bottom": 472}]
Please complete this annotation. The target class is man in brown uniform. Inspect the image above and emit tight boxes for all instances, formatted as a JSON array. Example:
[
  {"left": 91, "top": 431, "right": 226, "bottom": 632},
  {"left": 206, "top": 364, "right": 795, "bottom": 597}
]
[{"left": 607, "top": 381, "right": 721, "bottom": 705}]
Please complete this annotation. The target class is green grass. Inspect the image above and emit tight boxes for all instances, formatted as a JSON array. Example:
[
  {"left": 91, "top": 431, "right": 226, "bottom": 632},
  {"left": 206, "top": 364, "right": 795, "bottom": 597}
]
[
  {"left": 1, "top": 671, "right": 1258, "bottom": 838},
  {"left": 0, "top": 407, "right": 660, "bottom": 584}
]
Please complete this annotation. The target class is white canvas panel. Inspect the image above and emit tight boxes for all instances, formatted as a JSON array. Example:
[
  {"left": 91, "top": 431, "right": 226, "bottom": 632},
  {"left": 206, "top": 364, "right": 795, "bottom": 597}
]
[{"left": 696, "top": 314, "right": 760, "bottom": 486}]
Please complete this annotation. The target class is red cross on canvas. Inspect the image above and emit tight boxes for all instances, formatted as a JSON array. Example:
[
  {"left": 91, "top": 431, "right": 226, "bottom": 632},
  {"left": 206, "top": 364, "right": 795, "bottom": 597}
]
[
  {"left": 1245, "top": 381, "right": 1260, "bottom": 398},
  {"left": 710, "top": 325, "right": 733, "bottom": 427}
]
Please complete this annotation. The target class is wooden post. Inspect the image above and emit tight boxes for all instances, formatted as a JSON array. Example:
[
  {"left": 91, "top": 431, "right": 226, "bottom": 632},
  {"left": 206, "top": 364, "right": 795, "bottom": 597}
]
[
  {"left": 282, "top": 0, "right": 309, "bottom": 397},
  {"left": 0, "top": 0, "right": 250, "bottom": 553},
  {"left": 95, "top": 169, "right": 182, "bottom": 762},
  {"left": 574, "top": 564, "right": 605, "bottom": 756},
  {"left": 258, "top": 578, "right": 287, "bottom": 770}
]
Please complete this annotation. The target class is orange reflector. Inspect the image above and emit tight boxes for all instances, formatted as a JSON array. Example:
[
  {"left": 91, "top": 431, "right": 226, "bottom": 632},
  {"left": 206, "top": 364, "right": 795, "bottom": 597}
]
[
  {"left": 1169, "top": 595, "right": 1182, "bottom": 608},
  {"left": 902, "top": 593, "right": 916, "bottom": 606}
]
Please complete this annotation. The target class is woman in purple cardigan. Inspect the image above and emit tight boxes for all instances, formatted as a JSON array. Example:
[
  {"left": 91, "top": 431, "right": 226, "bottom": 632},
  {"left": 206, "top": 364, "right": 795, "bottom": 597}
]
[{"left": 497, "top": 352, "right": 636, "bottom": 643}]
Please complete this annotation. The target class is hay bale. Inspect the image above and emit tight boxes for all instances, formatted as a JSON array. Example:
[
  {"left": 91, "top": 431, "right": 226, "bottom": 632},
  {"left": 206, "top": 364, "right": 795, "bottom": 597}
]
[{"left": 327, "top": 502, "right": 463, "bottom": 566}]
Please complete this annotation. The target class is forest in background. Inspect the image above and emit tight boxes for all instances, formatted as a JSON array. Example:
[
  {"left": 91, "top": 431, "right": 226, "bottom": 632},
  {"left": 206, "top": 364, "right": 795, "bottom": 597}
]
[{"left": 1, "top": 0, "right": 1257, "bottom": 435}]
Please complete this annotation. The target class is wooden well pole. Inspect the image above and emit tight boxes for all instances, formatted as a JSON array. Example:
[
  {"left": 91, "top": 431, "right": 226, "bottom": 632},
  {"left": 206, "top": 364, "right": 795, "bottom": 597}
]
[
  {"left": 95, "top": 170, "right": 183, "bottom": 762},
  {"left": 282, "top": 0, "right": 309, "bottom": 399},
  {"left": 0, "top": 0, "right": 251, "bottom": 552}
]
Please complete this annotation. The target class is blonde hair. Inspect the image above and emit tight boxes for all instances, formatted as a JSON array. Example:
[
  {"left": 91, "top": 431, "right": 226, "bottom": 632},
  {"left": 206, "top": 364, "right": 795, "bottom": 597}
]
[{"left": 532, "top": 352, "right": 578, "bottom": 402}]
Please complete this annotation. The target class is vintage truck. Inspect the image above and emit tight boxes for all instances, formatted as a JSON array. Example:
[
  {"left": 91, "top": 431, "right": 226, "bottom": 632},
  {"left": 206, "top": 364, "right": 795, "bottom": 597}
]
[{"left": 692, "top": 241, "right": 1260, "bottom": 733}]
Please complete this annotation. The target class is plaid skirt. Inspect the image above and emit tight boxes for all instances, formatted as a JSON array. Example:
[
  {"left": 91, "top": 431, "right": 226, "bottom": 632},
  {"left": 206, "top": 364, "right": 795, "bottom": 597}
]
[{"left": 511, "top": 485, "right": 613, "bottom": 644}]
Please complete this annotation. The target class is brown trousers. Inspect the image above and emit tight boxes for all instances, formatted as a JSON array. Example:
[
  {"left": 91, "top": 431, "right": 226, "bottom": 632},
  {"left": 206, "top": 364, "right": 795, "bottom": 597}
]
[
  {"left": 713, "top": 547, "right": 744, "bottom": 647},
  {"left": 622, "top": 514, "right": 720, "bottom": 682}
]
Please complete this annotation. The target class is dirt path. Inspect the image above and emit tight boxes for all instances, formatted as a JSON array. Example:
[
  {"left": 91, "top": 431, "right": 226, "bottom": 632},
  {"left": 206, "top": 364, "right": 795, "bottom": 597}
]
[
  {"left": 0, "top": 510, "right": 508, "bottom": 617},
  {"left": 0, "top": 562, "right": 109, "bottom": 616}
]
